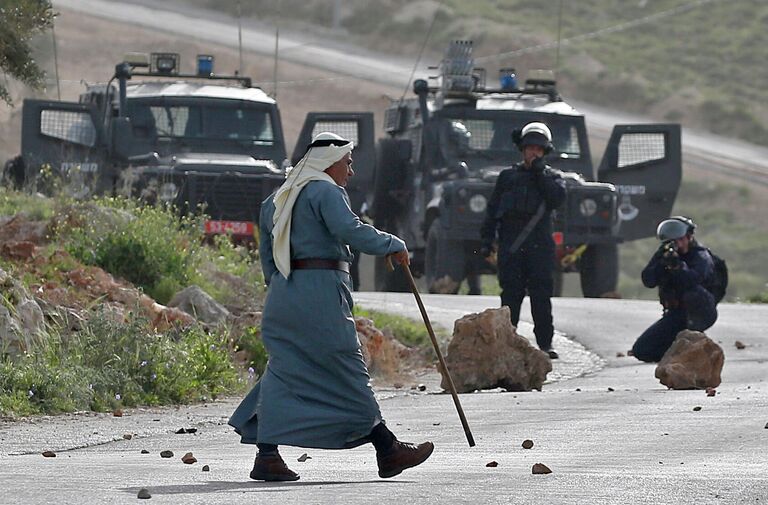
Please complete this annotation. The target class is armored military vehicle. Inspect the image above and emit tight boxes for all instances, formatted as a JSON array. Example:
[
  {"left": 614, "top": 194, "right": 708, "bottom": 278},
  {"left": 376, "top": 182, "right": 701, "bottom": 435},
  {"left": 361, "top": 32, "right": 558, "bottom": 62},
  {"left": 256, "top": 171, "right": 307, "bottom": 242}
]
[
  {"left": 364, "top": 41, "right": 682, "bottom": 296},
  {"left": 13, "top": 52, "right": 292, "bottom": 239}
]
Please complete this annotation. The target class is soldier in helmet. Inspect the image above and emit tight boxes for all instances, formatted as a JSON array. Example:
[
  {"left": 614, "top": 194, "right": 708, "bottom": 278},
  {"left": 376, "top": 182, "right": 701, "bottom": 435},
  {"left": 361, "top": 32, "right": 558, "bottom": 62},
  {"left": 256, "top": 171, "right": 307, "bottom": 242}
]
[
  {"left": 480, "top": 122, "right": 566, "bottom": 359},
  {"left": 631, "top": 216, "right": 718, "bottom": 362}
]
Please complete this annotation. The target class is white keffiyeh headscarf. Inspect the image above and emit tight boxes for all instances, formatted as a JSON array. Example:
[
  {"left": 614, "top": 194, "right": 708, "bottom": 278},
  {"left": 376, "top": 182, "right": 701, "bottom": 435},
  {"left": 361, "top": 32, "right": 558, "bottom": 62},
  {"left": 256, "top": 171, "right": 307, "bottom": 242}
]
[{"left": 271, "top": 132, "right": 354, "bottom": 278}]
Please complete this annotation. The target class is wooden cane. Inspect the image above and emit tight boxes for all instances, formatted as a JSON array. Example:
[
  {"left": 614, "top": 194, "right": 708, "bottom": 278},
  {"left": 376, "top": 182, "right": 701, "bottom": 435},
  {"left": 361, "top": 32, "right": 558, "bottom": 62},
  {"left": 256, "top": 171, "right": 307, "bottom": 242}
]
[{"left": 386, "top": 256, "right": 475, "bottom": 447}]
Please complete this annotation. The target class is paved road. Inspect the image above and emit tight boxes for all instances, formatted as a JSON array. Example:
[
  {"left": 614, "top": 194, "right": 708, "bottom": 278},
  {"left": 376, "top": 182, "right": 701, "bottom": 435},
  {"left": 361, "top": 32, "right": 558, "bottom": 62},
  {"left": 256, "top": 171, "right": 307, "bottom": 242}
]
[
  {"left": 2, "top": 296, "right": 766, "bottom": 504},
  {"left": 55, "top": 0, "right": 768, "bottom": 186}
]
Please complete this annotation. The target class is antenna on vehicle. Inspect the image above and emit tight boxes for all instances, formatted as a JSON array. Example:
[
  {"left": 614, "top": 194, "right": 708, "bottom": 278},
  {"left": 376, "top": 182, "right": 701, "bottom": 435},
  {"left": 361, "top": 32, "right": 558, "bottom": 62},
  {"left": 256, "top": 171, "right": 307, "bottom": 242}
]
[
  {"left": 273, "top": 26, "right": 280, "bottom": 98},
  {"left": 237, "top": 1, "right": 243, "bottom": 76},
  {"left": 555, "top": 0, "right": 564, "bottom": 78},
  {"left": 51, "top": 21, "right": 61, "bottom": 100}
]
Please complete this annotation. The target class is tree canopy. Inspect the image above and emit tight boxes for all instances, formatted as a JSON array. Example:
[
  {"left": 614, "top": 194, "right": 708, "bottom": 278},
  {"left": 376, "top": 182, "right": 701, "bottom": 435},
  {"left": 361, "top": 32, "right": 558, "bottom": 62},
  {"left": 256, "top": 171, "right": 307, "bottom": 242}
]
[{"left": 0, "top": 0, "right": 55, "bottom": 105}]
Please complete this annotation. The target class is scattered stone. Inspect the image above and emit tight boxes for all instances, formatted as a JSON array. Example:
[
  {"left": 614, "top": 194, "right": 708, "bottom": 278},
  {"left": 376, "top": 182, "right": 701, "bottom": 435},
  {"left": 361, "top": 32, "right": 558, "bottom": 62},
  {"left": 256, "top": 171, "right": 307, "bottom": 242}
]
[
  {"left": 168, "top": 285, "right": 231, "bottom": 326},
  {"left": 141, "top": 450, "right": 150, "bottom": 454},
  {"left": 627, "top": 349, "right": 635, "bottom": 357},
  {"left": 202, "top": 465, "right": 210, "bottom": 472},
  {"left": 393, "top": 383, "right": 404, "bottom": 389},
  {"left": 693, "top": 406, "right": 702, "bottom": 411},
  {"left": 575, "top": 388, "right": 581, "bottom": 392},
  {"left": 355, "top": 317, "right": 414, "bottom": 377},
  {"left": 123, "top": 434, "right": 133, "bottom": 440},
  {"left": 297, "top": 453, "right": 311, "bottom": 462},
  {"left": 441, "top": 307, "right": 551, "bottom": 393},
  {"left": 532, "top": 463, "right": 552, "bottom": 474},
  {"left": 432, "top": 422, "right": 441, "bottom": 426},
  {"left": 185, "top": 428, "right": 197, "bottom": 434},
  {"left": 706, "top": 387, "right": 716, "bottom": 397},
  {"left": 42, "top": 451, "right": 56, "bottom": 458},
  {"left": 113, "top": 409, "right": 123, "bottom": 417},
  {"left": 522, "top": 439, "right": 534, "bottom": 449},
  {"left": 735, "top": 341, "right": 746, "bottom": 350},
  {"left": 181, "top": 452, "right": 197, "bottom": 464},
  {"left": 486, "top": 461, "right": 499, "bottom": 467},
  {"left": 764, "top": 422, "right": 767, "bottom": 429},
  {"left": 160, "top": 450, "right": 174, "bottom": 458},
  {"left": 418, "top": 384, "right": 427, "bottom": 392},
  {"left": 616, "top": 352, "right": 625, "bottom": 358},
  {"left": 175, "top": 428, "right": 185, "bottom": 434},
  {"left": 655, "top": 330, "right": 724, "bottom": 389},
  {"left": 607, "top": 387, "right": 615, "bottom": 392},
  {"left": 137, "top": 488, "right": 151, "bottom": 499}
]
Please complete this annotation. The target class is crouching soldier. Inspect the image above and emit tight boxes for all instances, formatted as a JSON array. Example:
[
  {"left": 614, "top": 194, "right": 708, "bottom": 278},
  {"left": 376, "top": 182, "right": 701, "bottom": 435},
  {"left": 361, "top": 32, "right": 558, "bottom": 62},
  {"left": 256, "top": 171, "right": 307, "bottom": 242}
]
[{"left": 632, "top": 216, "right": 718, "bottom": 362}]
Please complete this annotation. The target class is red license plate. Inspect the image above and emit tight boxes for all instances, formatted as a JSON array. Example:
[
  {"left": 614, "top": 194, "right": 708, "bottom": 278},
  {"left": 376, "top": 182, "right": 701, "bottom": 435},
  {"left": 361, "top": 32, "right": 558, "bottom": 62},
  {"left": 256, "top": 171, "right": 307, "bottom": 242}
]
[{"left": 204, "top": 220, "right": 254, "bottom": 236}]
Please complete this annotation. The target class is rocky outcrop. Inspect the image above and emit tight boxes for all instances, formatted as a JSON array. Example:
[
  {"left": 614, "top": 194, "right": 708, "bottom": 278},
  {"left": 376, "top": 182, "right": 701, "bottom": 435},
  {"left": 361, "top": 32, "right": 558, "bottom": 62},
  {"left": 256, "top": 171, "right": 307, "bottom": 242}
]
[
  {"left": 355, "top": 316, "right": 414, "bottom": 378},
  {"left": 655, "top": 330, "right": 724, "bottom": 389},
  {"left": 168, "top": 285, "right": 231, "bottom": 326},
  {"left": 441, "top": 306, "right": 551, "bottom": 392}
]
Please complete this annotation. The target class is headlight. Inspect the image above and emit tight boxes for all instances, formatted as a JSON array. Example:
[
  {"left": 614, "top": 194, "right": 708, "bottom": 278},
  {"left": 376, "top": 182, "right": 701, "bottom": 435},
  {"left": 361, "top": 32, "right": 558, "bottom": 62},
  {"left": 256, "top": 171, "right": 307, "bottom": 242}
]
[
  {"left": 159, "top": 182, "right": 178, "bottom": 202},
  {"left": 469, "top": 194, "right": 487, "bottom": 213},
  {"left": 579, "top": 198, "right": 597, "bottom": 217}
]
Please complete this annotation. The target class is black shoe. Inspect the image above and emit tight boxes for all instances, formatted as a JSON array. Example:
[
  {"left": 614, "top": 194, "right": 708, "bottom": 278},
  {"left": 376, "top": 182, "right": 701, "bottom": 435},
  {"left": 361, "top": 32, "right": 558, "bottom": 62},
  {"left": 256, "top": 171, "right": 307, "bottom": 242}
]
[
  {"left": 249, "top": 453, "right": 300, "bottom": 482},
  {"left": 546, "top": 349, "right": 559, "bottom": 359},
  {"left": 377, "top": 440, "right": 434, "bottom": 478}
]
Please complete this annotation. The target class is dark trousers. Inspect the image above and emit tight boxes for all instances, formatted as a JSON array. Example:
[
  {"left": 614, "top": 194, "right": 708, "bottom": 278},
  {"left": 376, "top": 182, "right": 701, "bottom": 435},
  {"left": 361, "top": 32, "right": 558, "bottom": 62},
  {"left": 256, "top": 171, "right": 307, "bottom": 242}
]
[
  {"left": 633, "top": 287, "right": 718, "bottom": 362},
  {"left": 632, "top": 309, "right": 687, "bottom": 363},
  {"left": 498, "top": 244, "right": 555, "bottom": 351}
]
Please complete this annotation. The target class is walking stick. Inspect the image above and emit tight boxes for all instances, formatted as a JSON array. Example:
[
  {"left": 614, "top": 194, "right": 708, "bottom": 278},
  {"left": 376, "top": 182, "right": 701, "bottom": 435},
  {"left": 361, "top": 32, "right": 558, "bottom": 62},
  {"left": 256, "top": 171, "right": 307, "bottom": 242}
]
[{"left": 386, "top": 257, "right": 475, "bottom": 447}]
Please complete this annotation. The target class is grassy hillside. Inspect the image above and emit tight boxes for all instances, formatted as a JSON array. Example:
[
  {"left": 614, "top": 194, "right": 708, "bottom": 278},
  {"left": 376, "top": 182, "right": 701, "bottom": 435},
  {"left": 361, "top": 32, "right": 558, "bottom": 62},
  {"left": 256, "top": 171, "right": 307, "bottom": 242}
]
[{"left": 187, "top": 0, "right": 768, "bottom": 146}]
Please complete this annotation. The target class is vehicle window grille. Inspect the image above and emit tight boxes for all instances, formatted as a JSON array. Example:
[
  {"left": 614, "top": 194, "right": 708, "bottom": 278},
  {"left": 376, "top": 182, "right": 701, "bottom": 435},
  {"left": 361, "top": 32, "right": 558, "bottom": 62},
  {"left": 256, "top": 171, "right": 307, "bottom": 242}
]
[
  {"left": 40, "top": 110, "right": 97, "bottom": 147},
  {"left": 311, "top": 121, "right": 359, "bottom": 145},
  {"left": 463, "top": 120, "right": 494, "bottom": 150},
  {"left": 618, "top": 133, "right": 665, "bottom": 167}
]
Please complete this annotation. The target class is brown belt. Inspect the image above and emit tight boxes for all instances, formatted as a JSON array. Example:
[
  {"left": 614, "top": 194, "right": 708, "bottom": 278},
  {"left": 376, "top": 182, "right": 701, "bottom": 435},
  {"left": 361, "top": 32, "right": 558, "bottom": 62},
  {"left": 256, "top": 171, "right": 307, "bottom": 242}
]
[{"left": 291, "top": 258, "right": 350, "bottom": 273}]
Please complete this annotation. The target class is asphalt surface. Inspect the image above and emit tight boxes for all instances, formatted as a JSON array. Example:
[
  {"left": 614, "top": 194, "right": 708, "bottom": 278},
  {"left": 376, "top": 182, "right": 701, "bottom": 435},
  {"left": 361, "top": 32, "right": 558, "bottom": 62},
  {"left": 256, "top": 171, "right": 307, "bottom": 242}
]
[{"left": 1, "top": 295, "right": 766, "bottom": 504}]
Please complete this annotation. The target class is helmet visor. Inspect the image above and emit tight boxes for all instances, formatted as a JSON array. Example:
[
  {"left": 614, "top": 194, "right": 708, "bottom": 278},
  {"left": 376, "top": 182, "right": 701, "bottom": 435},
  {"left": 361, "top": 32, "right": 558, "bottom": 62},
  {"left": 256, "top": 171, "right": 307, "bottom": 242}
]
[{"left": 656, "top": 219, "right": 689, "bottom": 241}]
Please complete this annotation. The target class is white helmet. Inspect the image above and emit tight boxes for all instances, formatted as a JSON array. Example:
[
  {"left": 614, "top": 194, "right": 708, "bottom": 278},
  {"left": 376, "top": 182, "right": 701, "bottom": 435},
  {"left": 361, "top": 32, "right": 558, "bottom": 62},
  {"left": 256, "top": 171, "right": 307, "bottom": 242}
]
[{"left": 515, "top": 122, "right": 553, "bottom": 153}]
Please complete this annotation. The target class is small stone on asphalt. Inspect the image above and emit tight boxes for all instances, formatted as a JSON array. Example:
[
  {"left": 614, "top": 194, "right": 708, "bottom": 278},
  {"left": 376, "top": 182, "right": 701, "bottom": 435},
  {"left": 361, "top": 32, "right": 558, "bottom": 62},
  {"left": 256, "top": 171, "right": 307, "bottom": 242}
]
[
  {"left": 693, "top": 406, "right": 702, "bottom": 411},
  {"left": 418, "top": 384, "right": 427, "bottom": 391},
  {"left": 486, "top": 461, "right": 498, "bottom": 467},
  {"left": 175, "top": 428, "right": 186, "bottom": 434},
  {"left": 706, "top": 387, "right": 716, "bottom": 397},
  {"left": 42, "top": 451, "right": 56, "bottom": 458},
  {"left": 181, "top": 452, "right": 197, "bottom": 464},
  {"left": 522, "top": 439, "right": 534, "bottom": 449},
  {"left": 160, "top": 450, "right": 174, "bottom": 458},
  {"left": 137, "top": 488, "right": 151, "bottom": 499},
  {"left": 123, "top": 434, "right": 133, "bottom": 440},
  {"left": 202, "top": 465, "right": 210, "bottom": 472},
  {"left": 735, "top": 340, "right": 746, "bottom": 350},
  {"left": 297, "top": 453, "right": 311, "bottom": 462},
  {"left": 113, "top": 409, "right": 123, "bottom": 417},
  {"left": 532, "top": 463, "right": 552, "bottom": 474},
  {"left": 141, "top": 450, "right": 150, "bottom": 454},
  {"left": 607, "top": 387, "right": 615, "bottom": 392},
  {"left": 616, "top": 352, "right": 625, "bottom": 357}
]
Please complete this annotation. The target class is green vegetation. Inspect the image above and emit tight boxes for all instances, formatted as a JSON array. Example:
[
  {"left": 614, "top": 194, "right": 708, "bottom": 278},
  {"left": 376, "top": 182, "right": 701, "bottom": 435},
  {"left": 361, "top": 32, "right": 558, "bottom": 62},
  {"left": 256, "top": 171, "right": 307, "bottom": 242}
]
[
  {"left": 0, "top": 311, "right": 242, "bottom": 416},
  {"left": 353, "top": 306, "right": 449, "bottom": 349},
  {"left": 53, "top": 197, "right": 263, "bottom": 305},
  {"left": 0, "top": 187, "right": 55, "bottom": 220},
  {"left": 0, "top": 0, "right": 54, "bottom": 105}
]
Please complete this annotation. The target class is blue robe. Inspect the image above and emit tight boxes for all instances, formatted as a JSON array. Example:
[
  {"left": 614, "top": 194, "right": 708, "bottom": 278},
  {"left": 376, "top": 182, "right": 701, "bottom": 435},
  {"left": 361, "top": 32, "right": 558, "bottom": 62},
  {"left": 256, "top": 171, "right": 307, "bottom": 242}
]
[{"left": 229, "top": 180, "right": 405, "bottom": 449}]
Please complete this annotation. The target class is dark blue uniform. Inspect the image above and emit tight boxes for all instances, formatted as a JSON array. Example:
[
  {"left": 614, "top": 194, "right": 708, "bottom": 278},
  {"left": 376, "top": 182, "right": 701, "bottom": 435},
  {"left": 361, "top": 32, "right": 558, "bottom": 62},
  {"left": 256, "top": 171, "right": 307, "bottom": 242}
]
[
  {"left": 480, "top": 162, "right": 566, "bottom": 351},
  {"left": 632, "top": 244, "right": 718, "bottom": 362}
]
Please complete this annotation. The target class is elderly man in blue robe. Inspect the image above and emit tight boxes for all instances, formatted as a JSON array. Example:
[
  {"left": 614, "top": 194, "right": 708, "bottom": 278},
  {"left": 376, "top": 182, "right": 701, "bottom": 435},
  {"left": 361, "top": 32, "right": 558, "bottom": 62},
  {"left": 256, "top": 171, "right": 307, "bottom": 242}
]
[{"left": 229, "top": 132, "right": 434, "bottom": 481}]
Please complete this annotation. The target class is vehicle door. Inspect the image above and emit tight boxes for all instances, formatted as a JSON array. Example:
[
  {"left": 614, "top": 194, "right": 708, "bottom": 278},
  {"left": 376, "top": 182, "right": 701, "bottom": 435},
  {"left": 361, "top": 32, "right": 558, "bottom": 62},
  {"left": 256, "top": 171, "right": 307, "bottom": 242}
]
[
  {"left": 597, "top": 124, "right": 682, "bottom": 242},
  {"left": 20, "top": 99, "right": 106, "bottom": 196},
  {"left": 292, "top": 112, "right": 375, "bottom": 218}
]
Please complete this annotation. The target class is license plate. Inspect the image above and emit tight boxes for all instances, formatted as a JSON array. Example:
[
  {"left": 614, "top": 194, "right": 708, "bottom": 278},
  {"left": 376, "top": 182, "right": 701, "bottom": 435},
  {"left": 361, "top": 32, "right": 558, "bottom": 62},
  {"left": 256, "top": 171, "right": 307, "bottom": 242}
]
[{"left": 204, "top": 220, "right": 254, "bottom": 236}]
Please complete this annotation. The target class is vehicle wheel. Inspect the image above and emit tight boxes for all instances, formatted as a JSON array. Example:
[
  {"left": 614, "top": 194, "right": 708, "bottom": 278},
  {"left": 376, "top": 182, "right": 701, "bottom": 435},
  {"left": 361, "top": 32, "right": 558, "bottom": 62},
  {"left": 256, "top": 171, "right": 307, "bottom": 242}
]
[
  {"left": 374, "top": 255, "right": 410, "bottom": 292},
  {"left": 425, "top": 218, "right": 465, "bottom": 294},
  {"left": 579, "top": 243, "right": 619, "bottom": 298},
  {"left": 552, "top": 268, "right": 564, "bottom": 297}
]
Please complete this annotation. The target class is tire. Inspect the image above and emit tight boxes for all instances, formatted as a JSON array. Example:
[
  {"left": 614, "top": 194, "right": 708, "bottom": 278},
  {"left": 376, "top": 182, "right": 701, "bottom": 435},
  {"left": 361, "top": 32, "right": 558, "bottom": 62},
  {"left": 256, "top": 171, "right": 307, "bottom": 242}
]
[
  {"left": 374, "top": 255, "right": 410, "bottom": 292},
  {"left": 579, "top": 243, "right": 619, "bottom": 298},
  {"left": 425, "top": 218, "right": 465, "bottom": 294}
]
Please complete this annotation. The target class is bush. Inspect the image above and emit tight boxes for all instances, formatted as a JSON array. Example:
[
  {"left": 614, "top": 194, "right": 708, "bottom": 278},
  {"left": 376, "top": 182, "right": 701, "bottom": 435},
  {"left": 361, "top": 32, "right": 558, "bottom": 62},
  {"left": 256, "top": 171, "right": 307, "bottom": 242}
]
[{"left": 0, "top": 310, "right": 243, "bottom": 416}]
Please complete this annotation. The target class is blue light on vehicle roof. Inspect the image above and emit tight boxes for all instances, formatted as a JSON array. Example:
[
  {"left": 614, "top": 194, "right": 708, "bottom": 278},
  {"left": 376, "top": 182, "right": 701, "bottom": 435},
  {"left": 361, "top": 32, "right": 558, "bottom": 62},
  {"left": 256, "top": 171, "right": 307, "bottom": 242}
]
[
  {"left": 197, "top": 55, "right": 214, "bottom": 77},
  {"left": 500, "top": 68, "right": 517, "bottom": 91}
]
